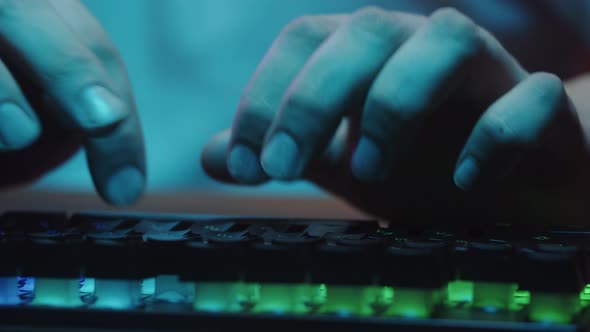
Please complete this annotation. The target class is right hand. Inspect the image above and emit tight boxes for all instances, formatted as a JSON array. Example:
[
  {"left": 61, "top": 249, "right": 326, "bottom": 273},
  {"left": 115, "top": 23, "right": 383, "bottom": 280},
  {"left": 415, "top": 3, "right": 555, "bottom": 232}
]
[
  {"left": 201, "top": 7, "right": 590, "bottom": 224},
  {"left": 0, "top": 0, "right": 145, "bottom": 205}
]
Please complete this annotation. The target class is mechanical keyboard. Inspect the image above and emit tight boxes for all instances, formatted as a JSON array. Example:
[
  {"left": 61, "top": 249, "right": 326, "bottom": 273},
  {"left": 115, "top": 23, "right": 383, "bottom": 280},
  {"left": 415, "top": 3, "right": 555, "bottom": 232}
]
[{"left": 0, "top": 210, "right": 588, "bottom": 332}]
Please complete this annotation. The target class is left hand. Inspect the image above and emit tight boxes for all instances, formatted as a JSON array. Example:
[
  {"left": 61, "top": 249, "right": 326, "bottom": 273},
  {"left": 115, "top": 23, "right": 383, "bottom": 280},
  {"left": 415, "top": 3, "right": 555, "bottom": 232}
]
[{"left": 0, "top": 0, "right": 145, "bottom": 206}]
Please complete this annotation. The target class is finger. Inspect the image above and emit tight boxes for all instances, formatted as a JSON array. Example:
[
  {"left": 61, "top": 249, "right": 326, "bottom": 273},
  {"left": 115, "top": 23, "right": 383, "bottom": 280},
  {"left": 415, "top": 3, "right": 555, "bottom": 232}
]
[
  {"left": 202, "top": 129, "right": 235, "bottom": 184},
  {"left": 85, "top": 116, "right": 145, "bottom": 205},
  {"left": 454, "top": 72, "right": 575, "bottom": 190},
  {"left": 0, "top": 60, "right": 40, "bottom": 151},
  {"left": 0, "top": 0, "right": 129, "bottom": 133},
  {"left": 49, "top": 0, "right": 130, "bottom": 92},
  {"left": 48, "top": 0, "right": 146, "bottom": 205},
  {"left": 227, "top": 14, "right": 343, "bottom": 184},
  {"left": 260, "top": 7, "right": 423, "bottom": 180},
  {"left": 0, "top": 113, "right": 79, "bottom": 188},
  {"left": 203, "top": 121, "right": 351, "bottom": 185},
  {"left": 354, "top": 8, "right": 526, "bottom": 182}
]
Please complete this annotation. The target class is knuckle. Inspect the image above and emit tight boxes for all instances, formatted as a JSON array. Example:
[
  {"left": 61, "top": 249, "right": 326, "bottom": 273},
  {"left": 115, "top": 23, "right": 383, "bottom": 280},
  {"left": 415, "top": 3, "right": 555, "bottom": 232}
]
[
  {"left": 368, "top": 90, "right": 398, "bottom": 116},
  {"left": 429, "top": 7, "right": 482, "bottom": 57},
  {"left": 282, "top": 89, "right": 334, "bottom": 131},
  {"left": 89, "top": 42, "right": 121, "bottom": 67},
  {"left": 480, "top": 113, "right": 523, "bottom": 145},
  {"left": 237, "top": 95, "right": 273, "bottom": 127},
  {"left": 350, "top": 6, "right": 403, "bottom": 40},
  {"left": 282, "top": 15, "right": 334, "bottom": 43},
  {"left": 527, "top": 72, "right": 566, "bottom": 109},
  {"left": 430, "top": 7, "right": 471, "bottom": 27},
  {"left": 349, "top": 7, "right": 425, "bottom": 44},
  {"left": 41, "top": 53, "right": 96, "bottom": 84},
  {"left": 352, "top": 6, "right": 390, "bottom": 26},
  {"left": 354, "top": 5, "right": 387, "bottom": 17},
  {"left": 233, "top": 114, "right": 270, "bottom": 145},
  {"left": 239, "top": 93, "right": 272, "bottom": 115},
  {"left": 367, "top": 88, "right": 422, "bottom": 124},
  {"left": 284, "top": 89, "right": 326, "bottom": 117}
]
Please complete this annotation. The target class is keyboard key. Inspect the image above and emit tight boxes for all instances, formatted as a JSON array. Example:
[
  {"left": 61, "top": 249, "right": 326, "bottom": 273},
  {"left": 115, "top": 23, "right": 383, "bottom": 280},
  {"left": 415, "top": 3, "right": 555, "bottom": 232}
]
[
  {"left": 320, "top": 285, "right": 366, "bottom": 316},
  {"left": 382, "top": 244, "right": 451, "bottom": 288},
  {"left": 311, "top": 243, "right": 378, "bottom": 285},
  {"left": 193, "top": 282, "right": 260, "bottom": 313},
  {"left": 457, "top": 240, "right": 515, "bottom": 283},
  {"left": 254, "top": 283, "right": 327, "bottom": 314},
  {"left": 518, "top": 248, "right": 584, "bottom": 293},
  {"left": 388, "top": 288, "right": 444, "bottom": 318},
  {"left": 31, "top": 278, "right": 82, "bottom": 308},
  {"left": 151, "top": 275, "right": 195, "bottom": 304},
  {"left": 1, "top": 212, "right": 69, "bottom": 237},
  {"left": 91, "top": 279, "right": 142, "bottom": 309},
  {"left": 0, "top": 277, "right": 20, "bottom": 305},
  {"left": 528, "top": 292, "right": 580, "bottom": 324},
  {"left": 472, "top": 282, "right": 518, "bottom": 310}
]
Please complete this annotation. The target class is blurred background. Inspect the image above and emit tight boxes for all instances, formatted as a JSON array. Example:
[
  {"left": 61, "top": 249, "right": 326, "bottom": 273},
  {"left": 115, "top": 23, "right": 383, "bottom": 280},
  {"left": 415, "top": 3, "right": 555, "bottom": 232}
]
[{"left": 16, "top": 0, "right": 588, "bottom": 211}]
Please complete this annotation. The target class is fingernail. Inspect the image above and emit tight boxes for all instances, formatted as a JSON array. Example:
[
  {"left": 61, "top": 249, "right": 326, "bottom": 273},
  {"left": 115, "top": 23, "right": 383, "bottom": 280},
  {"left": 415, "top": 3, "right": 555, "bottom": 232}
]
[
  {"left": 227, "top": 144, "right": 266, "bottom": 183},
  {"left": 80, "top": 86, "right": 128, "bottom": 129},
  {"left": 352, "top": 136, "right": 385, "bottom": 182},
  {"left": 454, "top": 155, "right": 479, "bottom": 191},
  {"left": 105, "top": 166, "right": 145, "bottom": 205},
  {"left": 0, "top": 103, "right": 40, "bottom": 149},
  {"left": 261, "top": 131, "right": 301, "bottom": 180}
]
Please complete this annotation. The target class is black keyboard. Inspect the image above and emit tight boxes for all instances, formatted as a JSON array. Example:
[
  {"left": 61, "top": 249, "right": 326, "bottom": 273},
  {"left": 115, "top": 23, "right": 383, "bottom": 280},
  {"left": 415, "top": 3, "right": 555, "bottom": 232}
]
[{"left": 0, "top": 210, "right": 588, "bottom": 332}]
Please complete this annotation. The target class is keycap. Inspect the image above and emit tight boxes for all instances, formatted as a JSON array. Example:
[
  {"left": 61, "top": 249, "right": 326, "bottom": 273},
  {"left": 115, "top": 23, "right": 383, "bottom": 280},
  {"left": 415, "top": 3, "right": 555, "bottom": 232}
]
[
  {"left": 1, "top": 212, "right": 69, "bottom": 237},
  {"left": 79, "top": 215, "right": 143, "bottom": 279},
  {"left": 457, "top": 240, "right": 516, "bottom": 283},
  {"left": 311, "top": 243, "right": 378, "bottom": 285},
  {"left": 31, "top": 278, "right": 82, "bottom": 308},
  {"left": 381, "top": 242, "right": 452, "bottom": 289},
  {"left": 518, "top": 248, "right": 584, "bottom": 293}
]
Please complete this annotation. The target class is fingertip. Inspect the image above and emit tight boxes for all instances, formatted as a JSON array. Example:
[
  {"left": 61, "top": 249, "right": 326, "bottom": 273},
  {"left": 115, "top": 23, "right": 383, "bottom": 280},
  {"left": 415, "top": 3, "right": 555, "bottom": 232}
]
[
  {"left": 0, "top": 103, "right": 41, "bottom": 151},
  {"left": 85, "top": 111, "right": 146, "bottom": 206},
  {"left": 453, "top": 155, "right": 479, "bottom": 191},
  {"left": 103, "top": 165, "right": 145, "bottom": 206},
  {"left": 227, "top": 144, "right": 267, "bottom": 184},
  {"left": 260, "top": 131, "right": 302, "bottom": 180},
  {"left": 351, "top": 136, "right": 386, "bottom": 182},
  {"left": 200, "top": 129, "right": 237, "bottom": 184}
]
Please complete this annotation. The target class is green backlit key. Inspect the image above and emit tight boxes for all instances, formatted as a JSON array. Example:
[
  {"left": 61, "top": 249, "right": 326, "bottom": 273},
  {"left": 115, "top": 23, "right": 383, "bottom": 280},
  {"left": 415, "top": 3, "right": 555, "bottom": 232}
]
[
  {"left": 388, "top": 288, "right": 442, "bottom": 318},
  {"left": 31, "top": 278, "right": 81, "bottom": 308},
  {"left": 254, "top": 283, "right": 326, "bottom": 314},
  {"left": 363, "top": 286, "right": 394, "bottom": 316},
  {"left": 92, "top": 279, "right": 141, "bottom": 309},
  {"left": 529, "top": 292, "right": 579, "bottom": 324},
  {"left": 254, "top": 284, "right": 297, "bottom": 313},
  {"left": 579, "top": 284, "right": 590, "bottom": 307},
  {"left": 322, "top": 286, "right": 364, "bottom": 315},
  {"left": 193, "top": 282, "right": 260, "bottom": 312},
  {"left": 472, "top": 282, "right": 518, "bottom": 310},
  {"left": 321, "top": 285, "right": 393, "bottom": 316},
  {"left": 447, "top": 280, "right": 474, "bottom": 306}
]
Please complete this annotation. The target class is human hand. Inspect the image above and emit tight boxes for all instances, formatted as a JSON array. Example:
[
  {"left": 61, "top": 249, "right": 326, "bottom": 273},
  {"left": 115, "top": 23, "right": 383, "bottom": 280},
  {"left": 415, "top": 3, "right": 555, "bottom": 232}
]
[
  {"left": 202, "top": 7, "right": 590, "bottom": 223},
  {"left": 0, "top": 0, "right": 145, "bottom": 205}
]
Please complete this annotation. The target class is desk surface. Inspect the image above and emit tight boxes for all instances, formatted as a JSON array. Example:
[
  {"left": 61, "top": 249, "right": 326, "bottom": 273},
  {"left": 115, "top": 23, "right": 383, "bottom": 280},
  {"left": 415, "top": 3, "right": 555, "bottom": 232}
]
[{"left": 0, "top": 190, "right": 368, "bottom": 220}]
